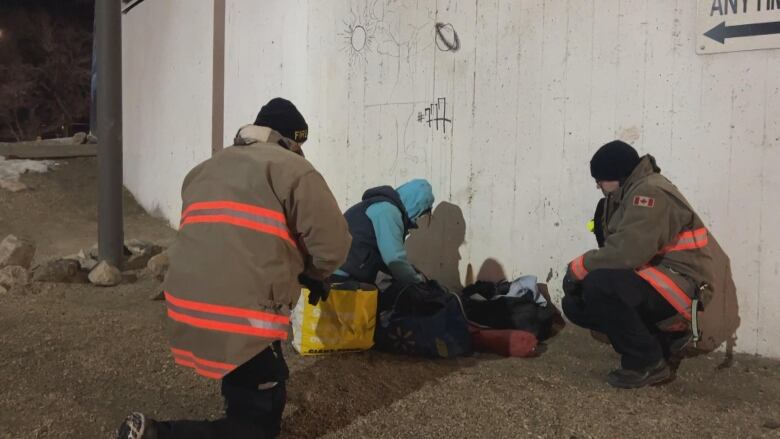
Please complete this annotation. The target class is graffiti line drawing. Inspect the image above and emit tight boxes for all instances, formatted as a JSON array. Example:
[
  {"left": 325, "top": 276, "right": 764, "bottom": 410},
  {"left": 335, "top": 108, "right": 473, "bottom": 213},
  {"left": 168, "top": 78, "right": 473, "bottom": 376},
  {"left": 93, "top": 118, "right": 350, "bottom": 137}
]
[
  {"left": 351, "top": 25, "right": 368, "bottom": 51},
  {"left": 417, "top": 98, "right": 452, "bottom": 133},
  {"left": 339, "top": 6, "right": 377, "bottom": 64},
  {"left": 435, "top": 22, "right": 460, "bottom": 52},
  {"left": 121, "top": 0, "right": 148, "bottom": 15}
]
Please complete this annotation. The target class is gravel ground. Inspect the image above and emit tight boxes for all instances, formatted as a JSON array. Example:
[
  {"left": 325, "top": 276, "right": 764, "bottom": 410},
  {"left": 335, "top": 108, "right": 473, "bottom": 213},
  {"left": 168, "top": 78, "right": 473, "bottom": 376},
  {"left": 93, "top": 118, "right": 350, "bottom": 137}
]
[{"left": 0, "top": 158, "right": 778, "bottom": 438}]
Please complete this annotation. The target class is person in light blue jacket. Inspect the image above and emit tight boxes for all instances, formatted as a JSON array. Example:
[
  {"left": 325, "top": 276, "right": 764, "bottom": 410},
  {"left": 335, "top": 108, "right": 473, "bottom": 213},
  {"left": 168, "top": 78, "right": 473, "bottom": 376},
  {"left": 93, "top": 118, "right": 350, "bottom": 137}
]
[{"left": 334, "top": 179, "right": 434, "bottom": 285}]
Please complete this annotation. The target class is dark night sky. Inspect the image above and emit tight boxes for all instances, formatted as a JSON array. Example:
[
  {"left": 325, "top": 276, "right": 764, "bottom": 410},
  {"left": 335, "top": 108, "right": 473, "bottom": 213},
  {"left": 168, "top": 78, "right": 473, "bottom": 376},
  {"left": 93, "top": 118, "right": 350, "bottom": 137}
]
[
  {"left": 0, "top": 0, "right": 95, "bottom": 140},
  {"left": 0, "top": 0, "right": 94, "bottom": 22}
]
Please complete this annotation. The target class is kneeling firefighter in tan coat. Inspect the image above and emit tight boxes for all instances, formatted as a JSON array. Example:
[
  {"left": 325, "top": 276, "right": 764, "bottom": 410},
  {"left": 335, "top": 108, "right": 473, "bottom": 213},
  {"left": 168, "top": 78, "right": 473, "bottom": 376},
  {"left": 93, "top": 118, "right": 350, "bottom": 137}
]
[
  {"left": 562, "top": 140, "right": 733, "bottom": 389},
  {"left": 116, "top": 98, "right": 351, "bottom": 438}
]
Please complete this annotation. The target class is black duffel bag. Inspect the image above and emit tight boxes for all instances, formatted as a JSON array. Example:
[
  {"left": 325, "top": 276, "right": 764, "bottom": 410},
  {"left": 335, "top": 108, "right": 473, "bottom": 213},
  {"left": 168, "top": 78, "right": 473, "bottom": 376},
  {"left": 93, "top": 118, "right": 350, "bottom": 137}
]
[
  {"left": 374, "top": 280, "right": 472, "bottom": 359},
  {"left": 462, "top": 280, "right": 555, "bottom": 340}
]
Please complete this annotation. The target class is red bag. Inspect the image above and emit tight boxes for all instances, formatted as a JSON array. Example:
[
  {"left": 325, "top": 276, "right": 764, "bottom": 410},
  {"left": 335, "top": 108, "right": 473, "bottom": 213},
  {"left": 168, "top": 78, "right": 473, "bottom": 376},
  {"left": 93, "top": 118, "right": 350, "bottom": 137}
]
[{"left": 468, "top": 324, "right": 538, "bottom": 358}]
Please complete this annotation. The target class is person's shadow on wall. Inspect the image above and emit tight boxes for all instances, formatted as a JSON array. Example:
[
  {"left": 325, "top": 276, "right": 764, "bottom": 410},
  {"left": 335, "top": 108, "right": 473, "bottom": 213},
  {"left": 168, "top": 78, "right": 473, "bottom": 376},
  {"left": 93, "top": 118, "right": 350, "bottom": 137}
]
[{"left": 405, "top": 201, "right": 466, "bottom": 291}]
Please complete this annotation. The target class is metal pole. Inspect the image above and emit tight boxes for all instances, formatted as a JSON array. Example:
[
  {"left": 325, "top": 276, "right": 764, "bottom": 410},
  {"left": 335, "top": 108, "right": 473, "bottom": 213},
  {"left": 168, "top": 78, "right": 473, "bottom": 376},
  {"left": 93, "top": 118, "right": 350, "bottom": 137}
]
[
  {"left": 211, "top": 0, "right": 226, "bottom": 155},
  {"left": 96, "top": 0, "right": 124, "bottom": 267},
  {"left": 89, "top": 16, "right": 97, "bottom": 136}
]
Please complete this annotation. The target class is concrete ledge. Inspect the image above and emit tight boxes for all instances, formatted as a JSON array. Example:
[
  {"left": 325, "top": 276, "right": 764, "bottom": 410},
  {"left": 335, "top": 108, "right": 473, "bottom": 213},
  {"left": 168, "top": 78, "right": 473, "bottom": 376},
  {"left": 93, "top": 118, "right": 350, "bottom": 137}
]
[{"left": 0, "top": 142, "right": 97, "bottom": 159}]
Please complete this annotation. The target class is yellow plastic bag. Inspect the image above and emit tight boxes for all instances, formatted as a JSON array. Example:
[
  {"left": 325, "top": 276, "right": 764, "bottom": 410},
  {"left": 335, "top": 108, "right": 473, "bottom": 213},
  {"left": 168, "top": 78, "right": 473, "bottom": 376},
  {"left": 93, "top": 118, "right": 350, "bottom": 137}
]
[{"left": 291, "top": 284, "right": 378, "bottom": 355}]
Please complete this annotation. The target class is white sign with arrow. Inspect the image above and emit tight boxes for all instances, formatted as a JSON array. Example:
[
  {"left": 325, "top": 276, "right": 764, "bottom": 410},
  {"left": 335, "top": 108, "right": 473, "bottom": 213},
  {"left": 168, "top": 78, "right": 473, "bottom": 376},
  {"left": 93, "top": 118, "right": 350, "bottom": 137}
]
[{"left": 697, "top": 0, "right": 780, "bottom": 54}]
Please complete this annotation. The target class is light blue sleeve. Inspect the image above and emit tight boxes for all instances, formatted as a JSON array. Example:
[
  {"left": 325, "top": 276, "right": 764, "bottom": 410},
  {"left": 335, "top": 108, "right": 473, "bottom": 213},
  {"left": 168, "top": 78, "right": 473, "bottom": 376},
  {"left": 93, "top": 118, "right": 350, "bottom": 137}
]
[{"left": 365, "top": 202, "right": 424, "bottom": 284}]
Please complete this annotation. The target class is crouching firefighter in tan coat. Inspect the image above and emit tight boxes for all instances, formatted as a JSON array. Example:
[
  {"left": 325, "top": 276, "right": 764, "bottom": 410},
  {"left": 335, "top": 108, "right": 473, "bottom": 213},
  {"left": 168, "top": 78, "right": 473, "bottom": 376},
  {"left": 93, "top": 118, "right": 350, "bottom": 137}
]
[
  {"left": 116, "top": 98, "right": 351, "bottom": 438},
  {"left": 562, "top": 140, "right": 732, "bottom": 389}
]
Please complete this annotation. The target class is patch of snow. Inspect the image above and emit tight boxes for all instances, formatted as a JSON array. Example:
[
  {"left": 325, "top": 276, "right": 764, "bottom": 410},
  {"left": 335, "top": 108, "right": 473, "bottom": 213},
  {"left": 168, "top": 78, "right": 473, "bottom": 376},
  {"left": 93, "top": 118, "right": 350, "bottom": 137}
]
[{"left": 0, "top": 155, "right": 57, "bottom": 182}]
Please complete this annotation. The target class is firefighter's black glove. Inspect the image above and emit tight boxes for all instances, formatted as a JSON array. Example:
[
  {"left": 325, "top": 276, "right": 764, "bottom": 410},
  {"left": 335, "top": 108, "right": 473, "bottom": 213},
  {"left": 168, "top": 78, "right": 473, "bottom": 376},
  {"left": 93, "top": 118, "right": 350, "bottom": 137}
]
[
  {"left": 562, "top": 265, "right": 581, "bottom": 297},
  {"left": 298, "top": 274, "right": 331, "bottom": 306}
]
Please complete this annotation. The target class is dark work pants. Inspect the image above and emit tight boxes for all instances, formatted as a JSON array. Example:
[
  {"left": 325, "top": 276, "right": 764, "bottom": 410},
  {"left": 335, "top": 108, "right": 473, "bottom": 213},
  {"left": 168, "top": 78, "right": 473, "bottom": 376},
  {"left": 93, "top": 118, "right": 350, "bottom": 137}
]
[
  {"left": 561, "top": 269, "right": 678, "bottom": 370},
  {"left": 155, "top": 341, "right": 290, "bottom": 439}
]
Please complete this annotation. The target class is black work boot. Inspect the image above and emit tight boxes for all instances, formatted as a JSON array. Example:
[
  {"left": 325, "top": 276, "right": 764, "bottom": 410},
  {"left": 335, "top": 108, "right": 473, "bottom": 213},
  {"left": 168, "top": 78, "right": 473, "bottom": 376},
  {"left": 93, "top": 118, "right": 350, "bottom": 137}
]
[
  {"left": 667, "top": 331, "right": 693, "bottom": 355},
  {"left": 116, "top": 412, "right": 158, "bottom": 439},
  {"left": 661, "top": 330, "right": 694, "bottom": 373},
  {"left": 607, "top": 359, "right": 671, "bottom": 389}
]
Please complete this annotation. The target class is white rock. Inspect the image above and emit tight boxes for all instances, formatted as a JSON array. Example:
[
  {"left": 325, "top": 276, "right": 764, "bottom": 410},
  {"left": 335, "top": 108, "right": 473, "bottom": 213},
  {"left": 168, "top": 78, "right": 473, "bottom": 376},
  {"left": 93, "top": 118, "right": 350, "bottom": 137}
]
[
  {"left": 72, "top": 132, "right": 87, "bottom": 144},
  {"left": 146, "top": 251, "right": 169, "bottom": 280},
  {"left": 62, "top": 249, "right": 86, "bottom": 263},
  {"left": 0, "top": 265, "right": 30, "bottom": 289},
  {"left": 0, "top": 179, "right": 27, "bottom": 192},
  {"left": 88, "top": 261, "right": 122, "bottom": 287},
  {"left": 32, "top": 259, "right": 82, "bottom": 283},
  {"left": 81, "top": 258, "right": 99, "bottom": 271},
  {"left": 64, "top": 249, "right": 98, "bottom": 271},
  {"left": 124, "top": 239, "right": 150, "bottom": 254},
  {"left": 87, "top": 244, "right": 99, "bottom": 259},
  {"left": 0, "top": 235, "right": 36, "bottom": 269},
  {"left": 124, "top": 240, "right": 163, "bottom": 270}
]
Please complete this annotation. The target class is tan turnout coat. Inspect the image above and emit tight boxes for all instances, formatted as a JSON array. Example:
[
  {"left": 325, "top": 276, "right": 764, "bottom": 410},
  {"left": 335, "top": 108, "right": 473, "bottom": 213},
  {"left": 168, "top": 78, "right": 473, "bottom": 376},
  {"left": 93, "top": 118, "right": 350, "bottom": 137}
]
[
  {"left": 162, "top": 125, "right": 351, "bottom": 379},
  {"left": 569, "top": 155, "right": 732, "bottom": 328}
]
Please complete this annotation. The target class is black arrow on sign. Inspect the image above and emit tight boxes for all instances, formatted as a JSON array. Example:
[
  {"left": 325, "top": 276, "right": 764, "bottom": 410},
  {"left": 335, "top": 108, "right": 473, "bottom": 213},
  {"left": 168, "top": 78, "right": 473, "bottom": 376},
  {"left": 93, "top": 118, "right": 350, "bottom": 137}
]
[{"left": 704, "top": 21, "right": 780, "bottom": 44}]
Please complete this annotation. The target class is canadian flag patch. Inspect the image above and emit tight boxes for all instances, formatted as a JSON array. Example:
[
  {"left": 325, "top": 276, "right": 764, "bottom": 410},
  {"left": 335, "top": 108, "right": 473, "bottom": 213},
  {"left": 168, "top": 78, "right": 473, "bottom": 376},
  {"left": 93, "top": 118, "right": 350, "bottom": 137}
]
[{"left": 633, "top": 196, "right": 655, "bottom": 208}]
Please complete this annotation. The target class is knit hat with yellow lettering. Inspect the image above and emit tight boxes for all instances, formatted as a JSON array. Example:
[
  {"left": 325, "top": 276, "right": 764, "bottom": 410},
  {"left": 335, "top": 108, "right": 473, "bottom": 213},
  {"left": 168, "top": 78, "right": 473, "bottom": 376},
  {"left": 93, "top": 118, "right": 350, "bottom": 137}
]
[{"left": 254, "top": 98, "right": 308, "bottom": 143}]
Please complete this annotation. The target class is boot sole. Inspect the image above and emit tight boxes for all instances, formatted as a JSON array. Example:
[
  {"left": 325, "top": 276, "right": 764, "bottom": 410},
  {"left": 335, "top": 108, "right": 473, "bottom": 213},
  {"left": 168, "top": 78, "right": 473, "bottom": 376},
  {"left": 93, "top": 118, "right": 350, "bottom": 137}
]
[
  {"left": 116, "top": 412, "right": 148, "bottom": 439},
  {"left": 608, "top": 366, "right": 672, "bottom": 389}
]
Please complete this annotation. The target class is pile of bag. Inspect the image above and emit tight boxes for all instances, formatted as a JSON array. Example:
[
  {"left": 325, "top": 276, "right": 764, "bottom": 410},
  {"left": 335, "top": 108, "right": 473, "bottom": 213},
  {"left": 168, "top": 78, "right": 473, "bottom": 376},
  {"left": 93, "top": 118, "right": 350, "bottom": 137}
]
[
  {"left": 462, "top": 275, "right": 556, "bottom": 357},
  {"left": 291, "top": 274, "right": 557, "bottom": 360}
]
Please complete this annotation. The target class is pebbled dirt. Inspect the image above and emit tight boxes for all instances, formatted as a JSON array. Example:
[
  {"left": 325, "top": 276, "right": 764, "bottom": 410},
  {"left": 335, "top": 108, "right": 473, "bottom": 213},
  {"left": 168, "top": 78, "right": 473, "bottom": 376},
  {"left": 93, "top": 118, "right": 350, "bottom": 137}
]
[{"left": 1, "top": 158, "right": 779, "bottom": 439}]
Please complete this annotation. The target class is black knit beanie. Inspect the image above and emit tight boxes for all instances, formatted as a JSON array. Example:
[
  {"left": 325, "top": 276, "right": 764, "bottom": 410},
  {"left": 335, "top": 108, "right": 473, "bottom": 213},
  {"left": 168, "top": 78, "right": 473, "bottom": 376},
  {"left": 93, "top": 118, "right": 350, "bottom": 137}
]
[
  {"left": 590, "top": 140, "right": 640, "bottom": 181},
  {"left": 254, "top": 98, "right": 308, "bottom": 143}
]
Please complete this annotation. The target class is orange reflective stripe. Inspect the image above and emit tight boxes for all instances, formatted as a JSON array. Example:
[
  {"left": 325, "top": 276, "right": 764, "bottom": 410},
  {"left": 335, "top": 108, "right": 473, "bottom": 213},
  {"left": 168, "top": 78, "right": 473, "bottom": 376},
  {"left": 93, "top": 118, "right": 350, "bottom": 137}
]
[
  {"left": 171, "top": 348, "right": 236, "bottom": 370},
  {"left": 179, "top": 200, "right": 295, "bottom": 247},
  {"left": 182, "top": 362, "right": 223, "bottom": 379},
  {"left": 660, "top": 227, "right": 708, "bottom": 254},
  {"left": 180, "top": 215, "right": 295, "bottom": 246},
  {"left": 165, "top": 292, "right": 289, "bottom": 324},
  {"left": 570, "top": 255, "right": 588, "bottom": 281},
  {"left": 171, "top": 348, "right": 236, "bottom": 379},
  {"left": 182, "top": 200, "right": 286, "bottom": 223},
  {"left": 167, "top": 308, "right": 290, "bottom": 339},
  {"left": 636, "top": 266, "right": 692, "bottom": 321},
  {"left": 165, "top": 291, "right": 290, "bottom": 340},
  {"left": 172, "top": 358, "right": 225, "bottom": 379}
]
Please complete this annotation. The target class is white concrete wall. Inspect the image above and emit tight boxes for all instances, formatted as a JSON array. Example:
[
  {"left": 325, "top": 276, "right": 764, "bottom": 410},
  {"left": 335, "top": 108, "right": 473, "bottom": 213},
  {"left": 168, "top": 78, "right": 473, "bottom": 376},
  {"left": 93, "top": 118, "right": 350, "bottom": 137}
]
[
  {"left": 122, "top": 0, "right": 214, "bottom": 222},
  {"left": 222, "top": 0, "right": 309, "bottom": 142},
  {"left": 125, "top": 0, "right": 780, "bottom": 358}
]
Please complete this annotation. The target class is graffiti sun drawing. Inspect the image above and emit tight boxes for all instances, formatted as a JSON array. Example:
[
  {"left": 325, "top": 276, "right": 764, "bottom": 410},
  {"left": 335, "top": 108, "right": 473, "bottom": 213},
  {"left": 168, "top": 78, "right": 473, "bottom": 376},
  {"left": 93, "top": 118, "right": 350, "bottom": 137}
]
[{"left": 339, "top": 8, "right": 377, "bottom": 64}]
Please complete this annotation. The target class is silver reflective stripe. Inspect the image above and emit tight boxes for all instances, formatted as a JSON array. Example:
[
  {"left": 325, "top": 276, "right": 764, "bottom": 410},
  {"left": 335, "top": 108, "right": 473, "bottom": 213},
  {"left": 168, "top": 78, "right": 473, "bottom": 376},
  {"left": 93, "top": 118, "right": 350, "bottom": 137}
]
[
  {"left": 184, "top": 208, "right": 289, "bottom": 232},
  {"left": 638, "top": 268, "right": 692, "bottom": 316},
  {"left": 692, "top": 298, "right": 700, "bottom": 344},
  {"left": 673, "top": 233, "right": 707, "bottom": 247},
  {"left": 247, "top": 318, "right": 289, "bottom": 331},
  {"left": 663, "top": 229, "right": 708, "bottom": 253}
]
